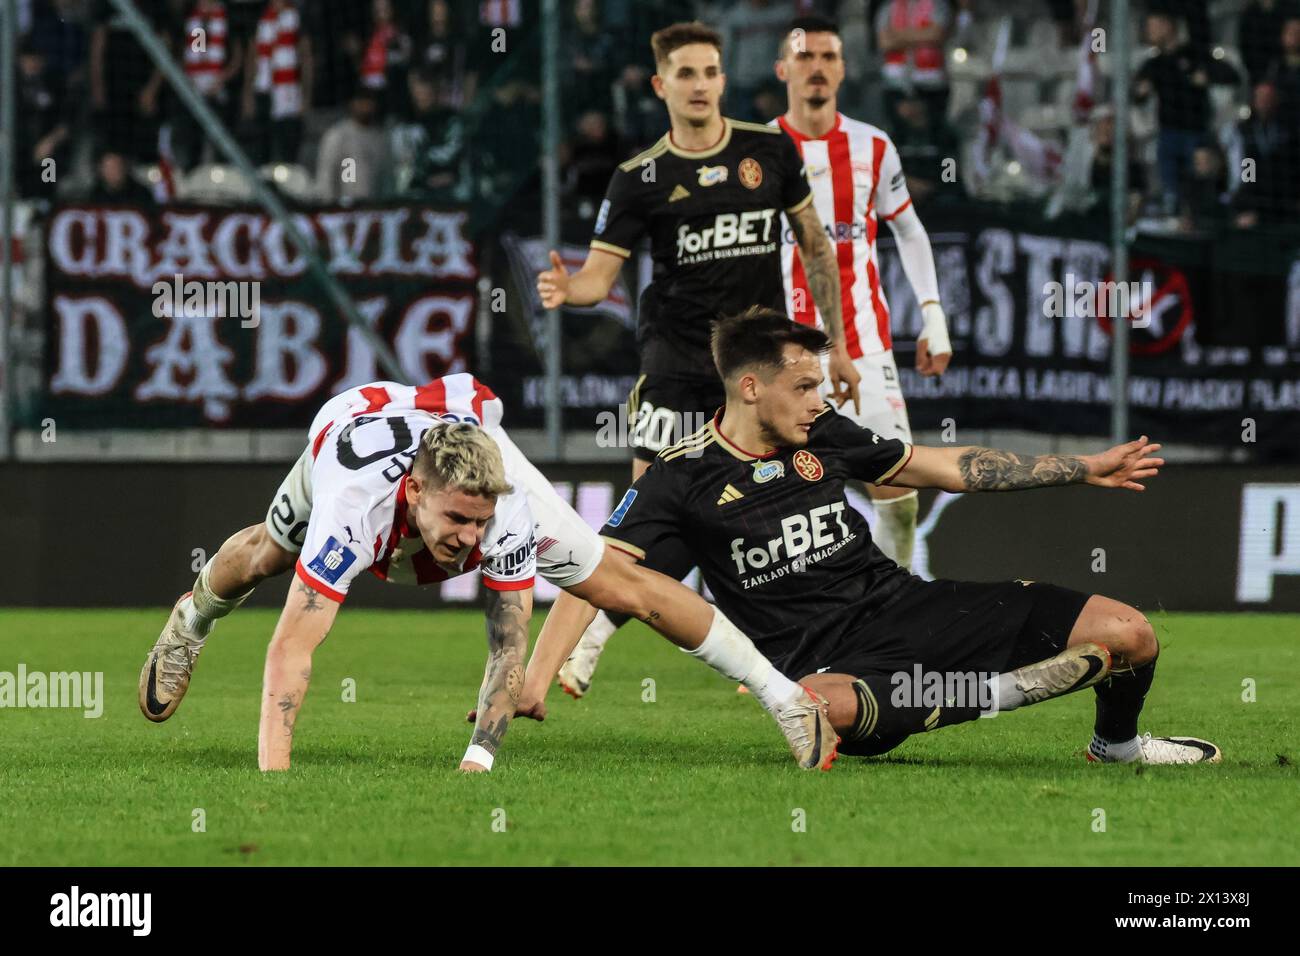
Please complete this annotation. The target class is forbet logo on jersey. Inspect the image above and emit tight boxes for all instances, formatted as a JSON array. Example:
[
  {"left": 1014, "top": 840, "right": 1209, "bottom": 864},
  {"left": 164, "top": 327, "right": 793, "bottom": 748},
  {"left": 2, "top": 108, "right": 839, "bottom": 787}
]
[{"left": 675, "top": 211, "right": 777, "bottom": 265}]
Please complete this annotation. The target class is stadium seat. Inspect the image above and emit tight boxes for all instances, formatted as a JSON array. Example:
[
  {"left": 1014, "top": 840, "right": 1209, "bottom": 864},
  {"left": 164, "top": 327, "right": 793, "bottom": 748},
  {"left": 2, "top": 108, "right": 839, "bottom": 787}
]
[
  {"left": 259, "top": 164, "right": 315, "bottom": 203},
  {"left": 179, "top": 165, "right": 255, "bottom": 203}
]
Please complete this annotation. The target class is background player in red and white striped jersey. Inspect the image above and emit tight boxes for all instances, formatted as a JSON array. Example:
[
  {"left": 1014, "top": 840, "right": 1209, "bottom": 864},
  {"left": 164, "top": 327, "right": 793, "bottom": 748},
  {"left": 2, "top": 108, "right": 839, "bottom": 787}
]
[
  {"left": 137, "top": 375, "right": 838, "bottom": 773},
  {"left": 772, "top": 15, "right": 952, "bottom": 571}
]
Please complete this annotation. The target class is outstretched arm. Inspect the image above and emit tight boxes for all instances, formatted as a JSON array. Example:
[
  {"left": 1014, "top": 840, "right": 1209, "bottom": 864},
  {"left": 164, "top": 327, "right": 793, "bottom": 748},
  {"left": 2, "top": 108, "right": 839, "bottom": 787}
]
[
  {"left": 461, "top": 587, "right": 533, "bottom": 772},
  {"left": 522, "top": 588, "right": 598, "bottom": 707},
  {"left": 258, "top": 579, "right": 338, "bottom": 771},
  {"left": 788, "top": 201, "right": 861, "bottom": 414},
  {"left": 894, "top": 437, "right": 1164, "bottom": 494},
  {"left": 536, "top": 248, "right": 624, "bottom": 308}
]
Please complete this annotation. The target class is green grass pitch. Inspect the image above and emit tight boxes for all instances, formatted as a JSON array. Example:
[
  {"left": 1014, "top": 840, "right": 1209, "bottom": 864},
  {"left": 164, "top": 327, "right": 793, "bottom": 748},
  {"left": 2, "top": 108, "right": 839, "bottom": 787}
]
[{"left": 1, "top": 607, "right": 1296, "bottom": 866}]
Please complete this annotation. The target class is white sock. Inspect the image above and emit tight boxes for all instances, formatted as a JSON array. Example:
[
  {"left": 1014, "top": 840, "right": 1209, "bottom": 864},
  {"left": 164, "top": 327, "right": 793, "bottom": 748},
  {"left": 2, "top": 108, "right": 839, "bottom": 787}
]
[
  {"left": 982, "top": 672, "right": 1028, "bottom": 715},
  {"left": 1088, "top": 733, "right": 1142, "bottom": 763},
  {"left": 185, "top": 559, "right": 254, "bottom": 638},
  {"left": 685, "top": 610, "right": 799, "bottom": 714},
  {"left": 872, "top": 491, "right": 918, "bottom": 570},
  {"left": 581, "top": 611, "right": 618, "bottom": 651},
  {"left": 179, "top": 594, "right": 212, "bottom": 637}
]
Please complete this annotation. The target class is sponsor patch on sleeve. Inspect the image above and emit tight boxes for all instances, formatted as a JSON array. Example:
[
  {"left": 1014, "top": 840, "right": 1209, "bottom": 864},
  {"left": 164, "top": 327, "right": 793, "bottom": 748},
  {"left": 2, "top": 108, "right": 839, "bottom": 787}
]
[
  {"left": 606, "top": 488, "right": 637, "bottom": 527},
  {"left": 307, "top": 536, "right": 358, "bottom": 585},
  {"left": 594, "top": 199, "right": 611, "bottom": 234}
]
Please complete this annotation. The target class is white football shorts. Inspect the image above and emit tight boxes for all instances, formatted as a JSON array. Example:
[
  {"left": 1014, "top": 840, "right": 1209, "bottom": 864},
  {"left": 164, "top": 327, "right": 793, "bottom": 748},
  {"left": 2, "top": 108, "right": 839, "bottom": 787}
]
[{"left": 821, "top": 348, "right": 913, "bottom": 443}]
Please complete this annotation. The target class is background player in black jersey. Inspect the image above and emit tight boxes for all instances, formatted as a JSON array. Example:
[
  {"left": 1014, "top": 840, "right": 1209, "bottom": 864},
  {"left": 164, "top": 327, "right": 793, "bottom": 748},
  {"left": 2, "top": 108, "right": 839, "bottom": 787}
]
[
  {"left": 536, "top": 20, "right": 860, "bottom": 697},
  {"left": 536, "top": 19, "right": 859, "bottom": 472},
  {"left": 522, "top": 309, "right": 1221, "bottom": 766}
]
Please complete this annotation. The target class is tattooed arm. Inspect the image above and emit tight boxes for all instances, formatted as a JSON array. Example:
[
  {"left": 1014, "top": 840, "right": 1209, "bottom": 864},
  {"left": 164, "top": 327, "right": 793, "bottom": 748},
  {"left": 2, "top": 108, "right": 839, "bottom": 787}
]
[
  {"left": 462, "top": 587, "right": 533, "bottom": 772},
  {"left": 258, "top": 579, "right": 338, "bottom": 771},
  {"left": 787, "top": 202, "right": 862, "bottom": 413},
  {"left": 894, "top": 437, "right": 1165, "bottom": 494}
]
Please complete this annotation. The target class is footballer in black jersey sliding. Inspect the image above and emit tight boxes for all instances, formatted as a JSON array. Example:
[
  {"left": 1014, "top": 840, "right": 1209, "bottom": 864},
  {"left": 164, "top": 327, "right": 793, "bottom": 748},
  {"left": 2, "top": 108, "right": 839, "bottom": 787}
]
[
  {"left": 521, "top": 309, "right": 1221, "bottom": 767},
  {"left": 536, "top": 21, "right": 860, "bottom": 477}
]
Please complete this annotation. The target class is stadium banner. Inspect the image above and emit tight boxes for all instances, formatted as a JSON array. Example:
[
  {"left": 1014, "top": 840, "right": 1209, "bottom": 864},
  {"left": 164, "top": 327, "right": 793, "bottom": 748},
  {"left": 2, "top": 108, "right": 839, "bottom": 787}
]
[
  {"left": 3, "top": 461, "right": 1297, "bottom": 612},
  {"left": 492, "top": 204, "right": 1299, "bottom": 457},
  {"left": 492, "top": 230, "right": 641, "bottom": 430},
  {"left": 39, "top": 204, "right": 477, "bottom": 429},
  {"left": 874, "top": 206, "right": 1300, "bottom": 458}
]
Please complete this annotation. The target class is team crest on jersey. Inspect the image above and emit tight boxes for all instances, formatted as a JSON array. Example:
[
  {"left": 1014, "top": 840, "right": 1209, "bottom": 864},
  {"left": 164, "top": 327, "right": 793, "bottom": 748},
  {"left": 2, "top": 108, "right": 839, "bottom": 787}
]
[
  {"left": 738, "top": 157, "right": 762, "bottom": 189},
  {"left": 308, "top": 536, "right": 357, "bottom": 585},
  {"left": 697, "top": 164, "right": 728, "bottom": 187},
  {"left": 793, "top": 450, "right": 824, "bottom": 482},
  {"left": 752, "top": 459, "right": 784, "bottom": 483}
]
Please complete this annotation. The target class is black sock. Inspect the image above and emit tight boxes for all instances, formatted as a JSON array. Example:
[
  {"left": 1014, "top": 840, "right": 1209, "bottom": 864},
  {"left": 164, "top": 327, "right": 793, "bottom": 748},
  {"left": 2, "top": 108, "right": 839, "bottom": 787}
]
[
  {"left": 1093, "top": 657, "right": 1157, "bottom": 741},
  {"left": 839, "top": 675, "right": 980, "bottom": 756}
]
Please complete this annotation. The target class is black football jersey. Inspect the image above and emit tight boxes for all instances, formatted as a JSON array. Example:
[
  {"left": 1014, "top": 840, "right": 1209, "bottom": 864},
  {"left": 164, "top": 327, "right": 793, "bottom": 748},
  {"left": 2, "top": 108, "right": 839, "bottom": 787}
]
[
  {"left": 590, "top": 118, "right": 813, "bottom": 383},
  {"left": 600, "top": 404, "right": 916, "bottom": 675}
]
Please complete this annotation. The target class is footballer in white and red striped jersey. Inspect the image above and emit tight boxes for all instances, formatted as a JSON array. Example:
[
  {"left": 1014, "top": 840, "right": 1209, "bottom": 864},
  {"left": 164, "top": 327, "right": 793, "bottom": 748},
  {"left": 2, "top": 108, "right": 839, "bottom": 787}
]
[
  {"left": 139, "top": 369, "right": 843, "bottom": 773},
  {"left": 271, "top": 374, "right": 606, "bottom": 602},
  {"left": 772, "top": 15, "right": 952, "bottom": 571}
]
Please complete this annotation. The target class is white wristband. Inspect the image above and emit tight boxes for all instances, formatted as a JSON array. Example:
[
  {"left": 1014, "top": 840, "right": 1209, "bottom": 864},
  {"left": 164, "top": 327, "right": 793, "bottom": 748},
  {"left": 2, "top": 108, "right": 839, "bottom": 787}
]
[
  {"left": 920, "top": 302, "right": 952, "bottom": 356},
  {"left": 462, "top": 744, "right": 495, "bottom": 771}
]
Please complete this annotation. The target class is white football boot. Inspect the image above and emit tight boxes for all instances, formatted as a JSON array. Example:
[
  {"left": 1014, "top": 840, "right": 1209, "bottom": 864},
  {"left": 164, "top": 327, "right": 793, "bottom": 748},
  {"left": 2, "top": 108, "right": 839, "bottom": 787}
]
[
  {"left": 557, "top": 631, "right": 607, "bottom": 699},
  {"left": 138, "top": 593, "right": 206, "bottom": 722},
  {"left": 776, "top": 687, "right": 840, "bottom": 771},
  {"left": 1088, "top": 733, "right": 1222, "bottom": 765}
]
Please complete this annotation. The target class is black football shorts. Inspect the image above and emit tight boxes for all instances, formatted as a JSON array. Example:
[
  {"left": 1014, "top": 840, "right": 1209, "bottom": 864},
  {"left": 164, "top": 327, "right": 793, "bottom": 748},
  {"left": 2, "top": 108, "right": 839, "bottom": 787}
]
[
  {"left": 627, "top": 373, "right": 726, "bottom": 463},
  {"left": 810, "top": 577, "right": 1093, "bottom": 680}
]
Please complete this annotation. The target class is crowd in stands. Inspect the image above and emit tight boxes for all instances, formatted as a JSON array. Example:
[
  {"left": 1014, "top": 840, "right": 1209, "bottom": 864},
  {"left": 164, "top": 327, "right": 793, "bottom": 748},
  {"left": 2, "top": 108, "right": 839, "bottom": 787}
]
[{"left": 5, "top": 0, "right": 1300, "bottom": 239}]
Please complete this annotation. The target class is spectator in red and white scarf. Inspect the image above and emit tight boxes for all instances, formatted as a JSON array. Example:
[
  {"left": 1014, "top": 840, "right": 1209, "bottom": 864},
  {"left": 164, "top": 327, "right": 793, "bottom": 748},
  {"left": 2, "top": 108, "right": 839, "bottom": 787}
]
[
  {"left": 242, "top": 0, "right": 313, "bottom": 165},
  {"left": 173, "top": 0, "right": 244, "bottom": 171},
  {"left": 358, "top": 0, "right": 412, "bottom": 115}
]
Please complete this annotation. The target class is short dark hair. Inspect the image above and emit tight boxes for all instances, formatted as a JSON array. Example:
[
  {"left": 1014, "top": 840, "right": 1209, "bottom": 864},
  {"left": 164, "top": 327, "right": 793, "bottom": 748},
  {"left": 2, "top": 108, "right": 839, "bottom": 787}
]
[
  {"left": 781, "top": 15, "right": 840, "bottom": 56},
  {"left": 651, "top": 21, "right": 723, "bottom": 69},
  {"left": 711, "top": 306, "right": 831, "bottom": 383}
]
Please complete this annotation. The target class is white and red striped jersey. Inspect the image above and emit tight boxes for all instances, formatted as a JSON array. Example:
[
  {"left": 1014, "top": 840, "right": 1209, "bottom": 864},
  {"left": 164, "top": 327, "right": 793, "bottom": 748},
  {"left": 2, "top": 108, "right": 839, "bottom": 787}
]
[
  {"left": 774, "top": 113, "right": 913, "bottom": 358},
  {"left": 253, "top": 1, "right": 303, "bottom": 119},
  {"left": 295, "top": 376, "right": 535, "bottom": 603},
  {"left": 182, "top": 1, "right": 228, "bottom": 96}
]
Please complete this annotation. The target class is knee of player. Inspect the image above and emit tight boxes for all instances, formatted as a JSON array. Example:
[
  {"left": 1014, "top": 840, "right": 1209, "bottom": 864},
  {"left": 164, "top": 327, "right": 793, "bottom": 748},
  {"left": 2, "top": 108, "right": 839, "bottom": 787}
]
[
  {"left": 1113, "top": 610, "right": 1158, "bottom": 665},
  {"left": 1132, "top": 616, "right": 1159, "bottom": 664}
]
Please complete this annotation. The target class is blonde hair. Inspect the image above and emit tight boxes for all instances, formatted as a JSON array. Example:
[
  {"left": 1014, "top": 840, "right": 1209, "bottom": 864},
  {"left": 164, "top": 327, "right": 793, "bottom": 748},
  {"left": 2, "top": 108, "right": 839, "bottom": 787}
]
[{"left": 412, "top": 424, "right": 512, "bottom": 498}]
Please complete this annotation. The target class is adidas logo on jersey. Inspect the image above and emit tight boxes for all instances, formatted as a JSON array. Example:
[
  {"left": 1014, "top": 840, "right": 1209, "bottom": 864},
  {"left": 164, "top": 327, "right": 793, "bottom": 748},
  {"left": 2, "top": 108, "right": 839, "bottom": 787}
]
[
  {"left": 668, "top": 184, "right": 690, "bottom": 202},
  {"left": 716, "top": 484, "right": 745, "bottom": 506}
]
